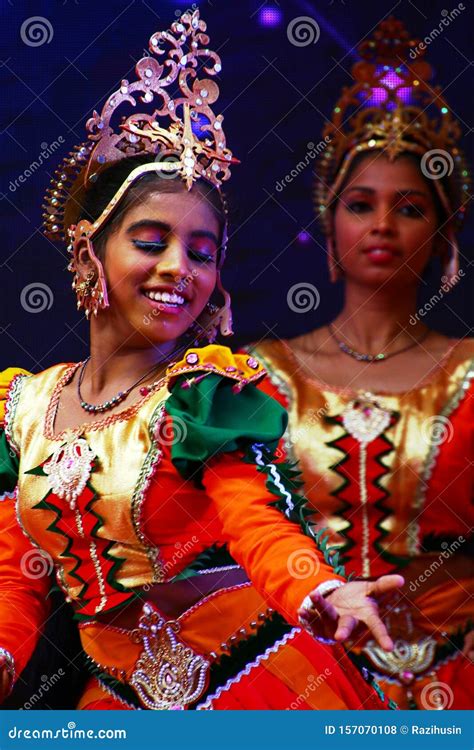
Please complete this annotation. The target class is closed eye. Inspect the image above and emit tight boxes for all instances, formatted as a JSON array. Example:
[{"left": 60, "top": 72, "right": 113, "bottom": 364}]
[
  {"left": 132, "top": 240, "right": 215, "bottom": 264},
  {"left": 132, "top": 239, "right": 167, "bottom": 252}
]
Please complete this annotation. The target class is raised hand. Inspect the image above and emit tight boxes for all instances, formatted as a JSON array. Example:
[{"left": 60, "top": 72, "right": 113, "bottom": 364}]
[{"left": 297, "top": 574, "right": 405, "bottom": 650}]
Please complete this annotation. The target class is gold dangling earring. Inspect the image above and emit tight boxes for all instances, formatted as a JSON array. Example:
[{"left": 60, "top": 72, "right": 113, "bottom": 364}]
[
  {"left": 441, "top": 231, "right": 460, "bottom": 288},
  {"left": 327, "top": 236, "right": 342, "bottom": 283},
  {"left": 190, "top": 272, "right": 234, "bottom": 346},
  {"left": 70, "top": 231, "right": 109, "bottom": 319},
  {"left": 73, "top": 270, "right": 96, "bottom": 319}
]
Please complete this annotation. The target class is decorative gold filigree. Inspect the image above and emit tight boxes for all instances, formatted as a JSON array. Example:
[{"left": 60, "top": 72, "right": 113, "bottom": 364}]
[
  {"left": 363, "top": 637, "right": 437, "bottom": 683},
  {"left": 43, "top": 8, "right": 237, "bottom": 242},
  {"left": 314, "top": 16, "right": 470, "bottom": 235},
  {"left": 43, "top": 435, "right": 96, "bottom": 511},
  {"left": 130, "top": 602, "right": 209, "bottom": 710}
]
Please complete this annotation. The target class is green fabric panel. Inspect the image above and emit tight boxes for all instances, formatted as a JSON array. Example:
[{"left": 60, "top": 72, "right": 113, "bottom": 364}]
[
  {"left": 166, "top": 373, "right": 287, "bottom": 480},
  {"left": 0, "top": 430, "right": 18, "bottom": 495}
]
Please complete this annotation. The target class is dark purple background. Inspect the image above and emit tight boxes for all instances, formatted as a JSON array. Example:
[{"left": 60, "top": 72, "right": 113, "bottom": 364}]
[{"left": 1, "top": 0, "right": 472, "bottom": 372}]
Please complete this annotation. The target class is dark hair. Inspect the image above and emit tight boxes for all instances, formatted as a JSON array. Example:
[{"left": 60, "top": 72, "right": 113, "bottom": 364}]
[{"left": 77, "top": 154, "right": 228, "bottom": 260}]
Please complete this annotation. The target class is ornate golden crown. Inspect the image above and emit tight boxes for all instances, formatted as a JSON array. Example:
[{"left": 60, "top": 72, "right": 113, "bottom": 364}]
[
  {"left": 42, "top": 9, "right": 237, "bottom": 243},
  {"left": 315, "top": 17, "right": 471, "bottom": 235}
]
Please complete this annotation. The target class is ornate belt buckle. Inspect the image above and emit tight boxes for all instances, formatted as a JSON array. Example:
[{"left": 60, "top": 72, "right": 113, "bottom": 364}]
[
  {"left": 362, "top": 637, "right": 437, "bottom": 684},
  {"left": 129, "top": 602, "right": 210, "bottom": 710}
]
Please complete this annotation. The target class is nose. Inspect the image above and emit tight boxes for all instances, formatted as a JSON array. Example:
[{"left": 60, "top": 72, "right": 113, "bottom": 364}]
[
  {"left": 371, "top": 203, "right": 397, "bottom": 236},
  {"left": 155, "top": 239, "right": 189, "bottom": 282}
]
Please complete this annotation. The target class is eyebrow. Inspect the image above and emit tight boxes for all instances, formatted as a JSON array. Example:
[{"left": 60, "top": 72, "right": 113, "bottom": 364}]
[
  {"left": 344, "top": 186, "right": 429, "bottom": 199},
  {"left": 126, "top": 219, "right": 219, "bottom": 244}
]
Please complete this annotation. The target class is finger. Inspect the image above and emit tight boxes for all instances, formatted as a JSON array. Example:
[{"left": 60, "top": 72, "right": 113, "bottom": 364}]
[
  {"left": 308, "top": 592, "right": 338, "bottom": 621},
  {"left": 334, "top": 615, "right": 357, "bottom": 642},
  {"left": 364, "top": 611, "right": 394, "bottom": 651},
  {"left": 369, "top": 575, "right": 404, "bottom": 597}
]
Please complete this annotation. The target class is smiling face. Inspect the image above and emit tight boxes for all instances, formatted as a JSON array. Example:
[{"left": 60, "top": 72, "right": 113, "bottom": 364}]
[
  {"left": 332, "top": 152, "right": 444, "bottom": 289},
  {"left": 92, "top": 188, "right": 219, "bottom": 350}
]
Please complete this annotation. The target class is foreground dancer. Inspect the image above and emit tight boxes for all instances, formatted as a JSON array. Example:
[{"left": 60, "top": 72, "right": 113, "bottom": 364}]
[
  {"left": 250, "top": 19, "right": 473, "bottom": 709},
  {"left": 0, "top": 11, "right": 402, "bottom": 710}
]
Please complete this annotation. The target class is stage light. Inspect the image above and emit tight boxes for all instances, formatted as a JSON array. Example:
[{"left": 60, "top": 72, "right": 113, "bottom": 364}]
[
  {"left": 297, "top": 230, "right": 311, "bottom": 243},
  {"left": 258, "top": 6, "right": 283, "bottom": 28}
]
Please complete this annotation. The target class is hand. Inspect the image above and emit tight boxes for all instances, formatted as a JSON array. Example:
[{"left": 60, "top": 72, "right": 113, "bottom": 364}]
[
  {"left": 462, "top": 630, "right": 474, "bottom": 662},
  {"left": 297, "top": 574, "right": 404, "bottom": 651},
  {"left": 0, "top": 655, "right": 12, "bottom": 704}
]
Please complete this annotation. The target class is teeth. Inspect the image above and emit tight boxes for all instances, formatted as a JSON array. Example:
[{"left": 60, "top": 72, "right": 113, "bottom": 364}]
[{"left": 144, "top": 290, "right": 185, "bottom": 305}]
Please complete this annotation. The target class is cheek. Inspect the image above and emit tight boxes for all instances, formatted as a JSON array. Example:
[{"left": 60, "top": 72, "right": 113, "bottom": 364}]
[
  {"left": 334, "top": 213, "right": 366, "bottom": 251},
  {"left": 193, "top": 268, "right": 217, "bottom": 306}
]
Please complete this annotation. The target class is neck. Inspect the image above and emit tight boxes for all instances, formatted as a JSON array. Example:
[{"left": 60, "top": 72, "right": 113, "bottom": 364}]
[
  {"left": 85, "top": 327, "right": 182, "bottom": 396},
  {"left": 333, "top": 281, "right": 426, "bottom": 352}
]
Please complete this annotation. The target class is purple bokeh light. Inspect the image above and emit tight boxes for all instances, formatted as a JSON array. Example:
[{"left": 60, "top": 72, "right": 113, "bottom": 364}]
[
  {"left": 258, "top": 6, "right": 283, "bottom": 27},
  {"left": 362, "top": 66, "right": 412, "bottom": 108},
  {"left": 297, "top": 230, "right": 311, "bottom": 244}
]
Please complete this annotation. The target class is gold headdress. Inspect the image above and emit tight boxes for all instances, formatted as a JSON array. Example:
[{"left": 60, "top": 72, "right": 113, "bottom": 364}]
[
  {"left": 315, "top": 17, "right": 470, "bottom": 281},
  {"left": 41, "top": 9, "right": 236, "bottom": 334}
]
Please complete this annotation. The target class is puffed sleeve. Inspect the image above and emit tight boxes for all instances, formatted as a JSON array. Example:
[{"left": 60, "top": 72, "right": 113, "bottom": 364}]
[
  {"left": 0, "top": 369, "right": 51, "bottom": 688},
  {"left": 165, "top": 347, "right": 346, "bottom": 626}
]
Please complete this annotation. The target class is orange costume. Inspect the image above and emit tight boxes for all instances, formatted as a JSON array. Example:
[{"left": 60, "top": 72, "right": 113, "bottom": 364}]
[
  {"left": 248, "top": 338, "right": 474, "bottom": 709},
  {"left": 0, "top": 350, "right": 392, "bottom": 710}
]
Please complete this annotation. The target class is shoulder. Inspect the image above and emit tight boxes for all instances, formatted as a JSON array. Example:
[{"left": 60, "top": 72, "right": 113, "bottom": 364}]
[
  {"left": 2, "top": 363, "right": 73, "bottom": 442},
  {"left": 166, "top": 344, "right": 266, "bottom": 392},
  {"left": 0, "top": 367, "right": 31, "bottom": 425},
  {"left": 443, "top": 337, "right": 474, "bottom": 383},
  {"left": 162, "top": 346, "right": 288, "bottom": 479}
]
